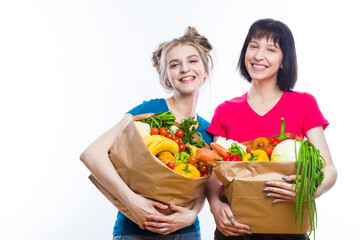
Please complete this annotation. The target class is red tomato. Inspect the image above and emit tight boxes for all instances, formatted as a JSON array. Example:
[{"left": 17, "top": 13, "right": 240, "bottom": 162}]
[
  {"left": 179, "top": 143, "right": 186, "bottom": 152},
  {"left": 166, "top": 162, "right": 175, "bottom": 169},
  {"left": 269, "top": 137, "right": 278, "bottom": 145},
  {"left": 264, "top": 145, "right": 275, "bottom": 155},
  {"left": 193, "top": 162, "right": 199, "bottom": 169},
  {"left": 187, "top": 156, "right": 197, "bottom": 165},
  {"left": 230, "top": 155, "right": 241, "bottom": 161},
  {"left": 246, "top": 146, "right": 254, "bottom": 153},
  {"left": 159, "top": 127, "right": 168, "bottom": 136},
  {"left": 166, "top": 133, "right": 174, "bottom": 139},
  {"left": 256, "top": 140, "right": 265, "bottom": 148},
  {"left": 150, "top": 128, "right": 159, "bottom": 135},
  {"left": 175, "top": 129, "right": 184, "bottom": 138},
  {"left": 199, "top": 165, "right": 208, "bottom": 174},
  {"left": 223, "top": 155, "right": 230, "bottom": 161},
  {"left": 173, "top": 138, "right": 181, "bottom": 146}
]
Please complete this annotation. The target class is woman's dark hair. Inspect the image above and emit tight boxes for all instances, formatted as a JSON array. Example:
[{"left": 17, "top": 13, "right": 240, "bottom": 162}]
[{"left": 237, "top": 18, "right": 297, "bottom": 91}]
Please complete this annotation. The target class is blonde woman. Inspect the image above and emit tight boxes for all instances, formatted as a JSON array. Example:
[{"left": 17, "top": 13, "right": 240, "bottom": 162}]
[{"left": 80, "top": 27, "right": 213, "bottom": 240}]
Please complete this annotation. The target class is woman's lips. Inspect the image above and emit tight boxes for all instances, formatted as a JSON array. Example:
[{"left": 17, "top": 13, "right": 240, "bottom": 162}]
[
  {"left": 252, "top": 64, "right": 268, "bottom": 70},
  {"left": 180, "top": 76, "right": 195, "bottom": 82}
]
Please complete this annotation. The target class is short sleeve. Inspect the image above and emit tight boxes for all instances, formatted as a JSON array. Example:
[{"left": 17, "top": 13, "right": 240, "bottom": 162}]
[
  {"left": 127, "top": 99, "right": 168, "bottom": 116},
  {"left": 207, "top": 104, "right": 227, "bottom": 137},
  {"left": 303, "top": 93, "right": 329, "bottom": 134}
]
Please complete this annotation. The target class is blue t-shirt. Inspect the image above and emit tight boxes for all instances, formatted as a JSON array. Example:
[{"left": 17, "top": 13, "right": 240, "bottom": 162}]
[{"left": 113, "top": 98, "right": 213, "bottom": 236}]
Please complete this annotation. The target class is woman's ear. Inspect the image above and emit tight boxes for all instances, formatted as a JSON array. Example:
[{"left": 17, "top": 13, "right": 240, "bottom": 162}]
[
  {"left": 166, "top": 78, "right": 172, "bottom": 87},
  {"left": 204, "top": 71, "right": 208, "bottom": 80}
]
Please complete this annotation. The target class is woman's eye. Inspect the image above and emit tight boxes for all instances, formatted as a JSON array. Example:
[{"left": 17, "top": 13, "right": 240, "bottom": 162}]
[
  {"left": 170, "top": 63, "right": 179, "bottom": 68},
  {"left": 189, "top": 59, "right": 198, "bottom": 63},
  {"left": 268, "top": 48, "right": 275, "bottom": 53},
  {"left": 249, "top": 45, "right": 257, "bottom": 49}
]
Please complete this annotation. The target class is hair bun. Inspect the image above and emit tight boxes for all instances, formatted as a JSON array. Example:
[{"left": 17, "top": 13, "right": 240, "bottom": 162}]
[
  {"left": 184, "top": 26, "right": 212, "bottom": 54},
  {"left": 152, "top": 41, "right": 166, "bottom": 74}
]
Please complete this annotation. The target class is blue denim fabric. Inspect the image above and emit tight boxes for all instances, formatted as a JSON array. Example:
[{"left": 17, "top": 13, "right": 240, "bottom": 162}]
[{"left": 113, "top": 231, "right": 201, "bottom": 240}]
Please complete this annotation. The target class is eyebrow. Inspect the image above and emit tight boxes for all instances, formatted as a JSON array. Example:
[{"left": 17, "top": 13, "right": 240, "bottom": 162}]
[
  {"left": 168, "top": 54, "right": 199, "bottom": 64},
  {"left": 249, "top": 40, "right": 279, "bottom": 48}
]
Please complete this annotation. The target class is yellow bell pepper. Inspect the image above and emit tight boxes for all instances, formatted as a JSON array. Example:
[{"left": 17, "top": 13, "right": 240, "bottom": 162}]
[
  {"left": 174, "top": 163, "right": 200, "bottom": 178},
  {"left": 242, "top": 150, "right": 269, "bottom": 161}
]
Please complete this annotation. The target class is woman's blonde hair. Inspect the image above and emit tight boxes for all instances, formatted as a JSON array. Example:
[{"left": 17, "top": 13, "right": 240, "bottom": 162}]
[{"left": 152, "top": 27, "right": 213, "bottom": 92}]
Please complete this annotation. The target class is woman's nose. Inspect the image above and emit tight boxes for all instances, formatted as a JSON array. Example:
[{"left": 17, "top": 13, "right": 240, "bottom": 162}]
[
  {"left": 180, "top": 62, "right": 190, "bottom": 73},
  {"left": 254, "top": 49, "right": 265, "bottom": 60}
]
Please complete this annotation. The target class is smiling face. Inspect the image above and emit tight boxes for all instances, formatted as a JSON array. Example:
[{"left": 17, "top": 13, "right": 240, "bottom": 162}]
[
  {"left": 165, "top": 44, "right": 207, "bottom": 96},
  {"left": 245, "top": 37, "right": 283, "bottom": 84}
]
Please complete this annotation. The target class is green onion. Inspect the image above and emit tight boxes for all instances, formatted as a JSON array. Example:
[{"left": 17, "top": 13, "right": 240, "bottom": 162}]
[{"left": 294, "top": 139, "right": 325, "bottom": 240}]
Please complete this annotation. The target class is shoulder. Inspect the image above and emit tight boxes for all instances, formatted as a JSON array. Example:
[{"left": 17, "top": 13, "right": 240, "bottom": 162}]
[
  {"left": 127, "top": 98, "right": 168, "bottom": 115},
  {"left": 285, "top": 91, "right": 316, "bottom": 101},
  {"left": 215, "top": 94, "right": 247, "bottom": 112},
  {"left": 197, "top": 115, "right": 210, "bottom": 128}
]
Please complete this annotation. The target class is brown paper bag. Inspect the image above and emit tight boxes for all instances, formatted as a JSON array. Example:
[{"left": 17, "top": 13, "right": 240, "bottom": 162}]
[
  {"left": 213, "top": 134, "right": 310, "bottom": 234},
  {"left": 89, "top": 113, "right": 211, "bottom": 224}
]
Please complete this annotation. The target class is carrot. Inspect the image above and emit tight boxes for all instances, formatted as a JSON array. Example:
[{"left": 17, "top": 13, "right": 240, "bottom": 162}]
[
  {"left": 210, "top": 142, "right": 230, "bottom": 157},
  {"left": 195, "top": 149, "right": 223, "bottom": 163}
]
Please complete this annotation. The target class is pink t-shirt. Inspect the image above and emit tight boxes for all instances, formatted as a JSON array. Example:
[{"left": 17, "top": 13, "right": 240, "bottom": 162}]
[{"left": 207, "top": 91, "right": 328, "bottom": 142}]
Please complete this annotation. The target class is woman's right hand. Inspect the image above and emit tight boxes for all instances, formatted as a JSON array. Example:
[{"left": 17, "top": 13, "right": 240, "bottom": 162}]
[
  {"left": 210, "top": 199, "right": 251, "bottom": 236},
  {"left": 127, "top": 194, "right": 169, "bottom": 229}
]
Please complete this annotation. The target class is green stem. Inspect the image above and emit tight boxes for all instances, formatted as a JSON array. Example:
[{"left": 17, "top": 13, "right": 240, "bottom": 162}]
[{"left": 277, "top": 117, "right": 288, "bottom": 140}]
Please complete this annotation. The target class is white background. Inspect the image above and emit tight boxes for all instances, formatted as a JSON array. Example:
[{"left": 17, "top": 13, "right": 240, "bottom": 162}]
[{"left": 1, "top": 0, "right": 359, "bottom": 239}]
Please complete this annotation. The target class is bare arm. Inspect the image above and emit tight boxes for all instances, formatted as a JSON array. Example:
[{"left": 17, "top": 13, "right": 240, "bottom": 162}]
[
  {"left": 205, "top": 136, "right": 251, "bottom": 237},
  {"left": 80, "top": 114, "right": 168, "bottom": 228},
  {"left": 305, "top": 126, "right": 337, "bottom": 197},
  {"left": 144, "top": 188, "right": 206, "bottom": 235}
]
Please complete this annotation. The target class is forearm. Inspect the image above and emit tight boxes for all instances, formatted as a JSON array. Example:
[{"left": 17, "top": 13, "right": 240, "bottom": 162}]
[
  {"left": 315, "top": 164, "right": 337, "bottom": 198},
  {"left": 306, "top": 126, "right": 337, "bottom": 198},
  {"left": 81, "top": 151, "right": 135, "bottom": 204},
  {"left": 205, "top": 173, "right": 223, "bottom": 210},
  {"left": 80, "top": 114, "right": 135, "bottom": 206},
  {"left": 190, "top": 188, "right": 206, "bottom": 216}
]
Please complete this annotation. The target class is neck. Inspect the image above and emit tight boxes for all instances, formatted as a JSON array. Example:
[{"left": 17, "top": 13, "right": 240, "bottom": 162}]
[
  {"left": 248, "top": 78, "right": 283, "bottom": 101},
  {"left": 166, "top": 92, "right": 199, "bottom": 122}
]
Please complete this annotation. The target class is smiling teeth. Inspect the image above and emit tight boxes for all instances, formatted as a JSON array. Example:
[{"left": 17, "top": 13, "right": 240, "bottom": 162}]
[
  {"left": 181, "top": 76, "right": 194, "bottom": 81},
  {"left": 253, "top": 64, "right": 267, "bottom": 69}
]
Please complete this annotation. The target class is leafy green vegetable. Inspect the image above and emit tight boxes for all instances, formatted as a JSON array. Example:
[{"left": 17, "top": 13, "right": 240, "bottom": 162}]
[
  {"left": 227, "top": 143, "right": 246, "bottom": 158},
  {"left": 178, "top": 116, "right": 205, "bottom": 148},
  {"left": 294, "top": 139, "right": 325, "bottom": 240},
  {"left": 140, "top": 111, "right": 176, "bottom": 129},
  {"left": 176, "top": 152, "right": 190, "bottom": 166}
]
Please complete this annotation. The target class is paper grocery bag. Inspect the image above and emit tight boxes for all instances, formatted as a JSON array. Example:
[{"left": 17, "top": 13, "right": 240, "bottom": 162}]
[
  {"left": 89, "top": 113, "right": 211, "bottom": 224},
  {"left": 213, "top": 134, "right": 310, "bottom": 234}
]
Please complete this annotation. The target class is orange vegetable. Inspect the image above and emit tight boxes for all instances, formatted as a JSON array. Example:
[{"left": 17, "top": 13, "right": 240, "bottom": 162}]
[
  {"left": 252, "top": 137, "right": 270, "bottom": 148},
  {"left": 158, "top": 151, "right": 176, "bottom": 165},
  {"left": 196, "top": 149, "right": 223, "bottom": 163},
  {"left": 210, "top": 142, "right": 230, "bottom": 157}
]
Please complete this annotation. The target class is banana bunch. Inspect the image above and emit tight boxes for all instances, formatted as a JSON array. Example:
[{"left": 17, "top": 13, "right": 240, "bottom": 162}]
[{"left": 143, "top": 135, "right": 179, "bottom": 156}]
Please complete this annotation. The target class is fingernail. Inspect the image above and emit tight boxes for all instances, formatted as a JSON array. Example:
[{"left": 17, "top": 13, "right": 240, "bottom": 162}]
[
  {"left": 247, "top": 232, "right": 252, "bottom": 235},
  {"left": 263, "top": 188, "right": 269, "bottom": 191},
  {"left": 265, "top": 181, "right": 272, "bottom": 185},
  {"left": 230, "top": 218, "right": 235, "bottom": 225},
  {"left": 272, "top": 200, "right": 278, "bottom": 204},
  {"left": 266, "top": 193, "right": 272, "bottom": 197},
  {"left": 247, "top": 227, "right": 251, "bottom": 231},
  {"left": 282, "top": 176, "right": 289, "bottom": 180}
]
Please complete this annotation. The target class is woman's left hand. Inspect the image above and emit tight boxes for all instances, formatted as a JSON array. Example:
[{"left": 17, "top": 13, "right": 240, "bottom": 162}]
[
  {"left": 144, "top": 204, "right": 196, "bottom": 235},
  {"left": 264, "top": 175, "right": 298, "bottom": 203}
]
